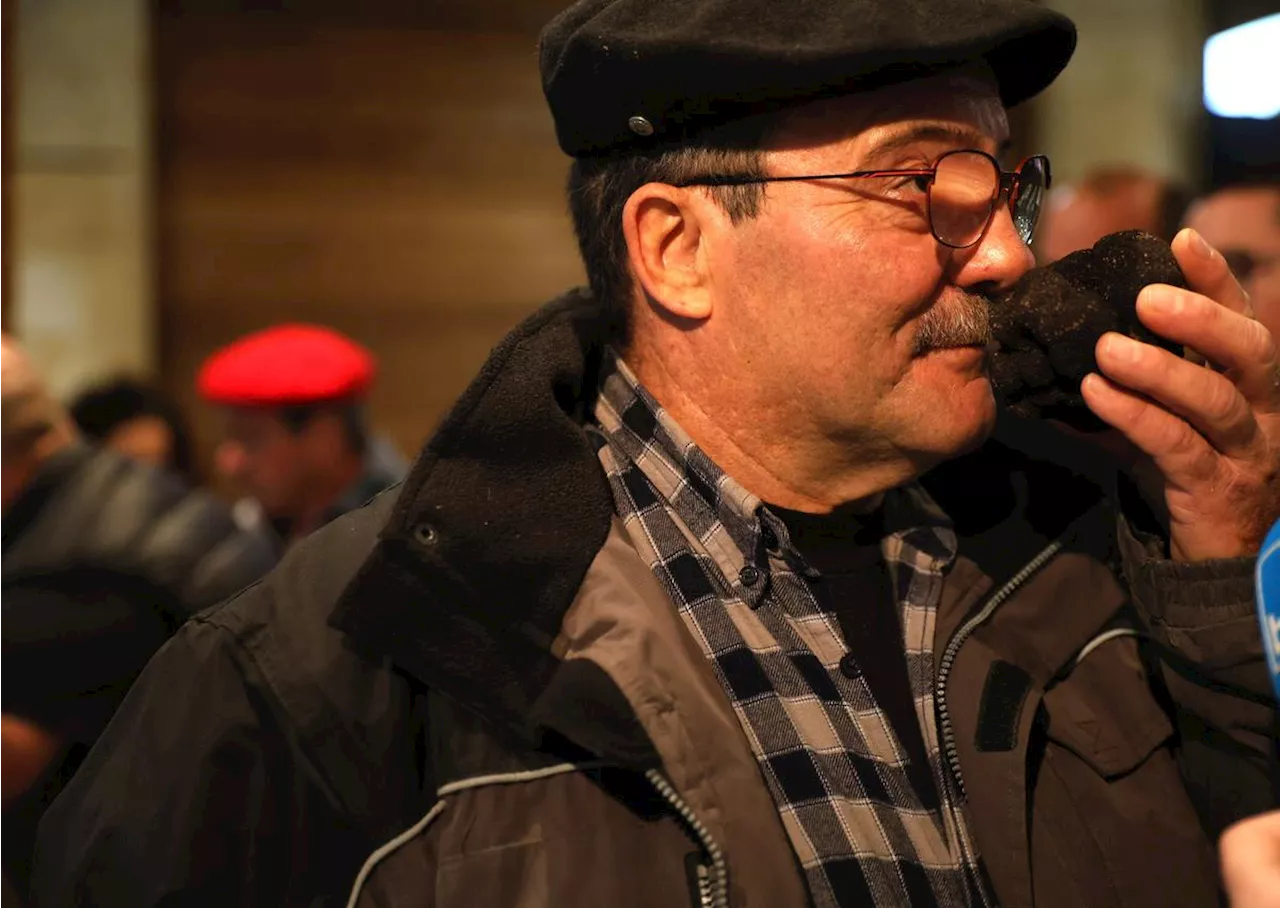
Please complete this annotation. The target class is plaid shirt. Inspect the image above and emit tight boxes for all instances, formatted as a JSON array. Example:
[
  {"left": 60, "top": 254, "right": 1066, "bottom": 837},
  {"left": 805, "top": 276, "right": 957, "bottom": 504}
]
[{"left": 591, "top": 352, "right": 984, "bottom": 908}]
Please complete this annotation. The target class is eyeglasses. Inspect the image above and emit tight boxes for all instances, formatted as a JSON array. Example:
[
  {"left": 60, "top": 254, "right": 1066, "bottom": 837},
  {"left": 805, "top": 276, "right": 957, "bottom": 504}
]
[
  {"left": 1221, "top": 249, "right": 1280, "bottom": 285},
  {"left": 676, "top": 149, "right": 1051, "bottom": 249}
]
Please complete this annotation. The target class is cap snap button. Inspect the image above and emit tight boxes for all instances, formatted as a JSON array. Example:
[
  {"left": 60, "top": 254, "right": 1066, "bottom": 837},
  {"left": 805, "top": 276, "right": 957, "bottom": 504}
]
[
  {"left": 412, "top": 523, "right": 439, "bottom": 546},
  {"left": 628, "top": 115, "right": 655, "bottom": 136}
]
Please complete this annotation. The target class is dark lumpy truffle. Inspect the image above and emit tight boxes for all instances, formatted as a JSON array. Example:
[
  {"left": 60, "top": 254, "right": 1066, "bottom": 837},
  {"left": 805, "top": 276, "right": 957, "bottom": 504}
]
[{"left": 989, "top": 230, "right": 1187, "bottom": 430}]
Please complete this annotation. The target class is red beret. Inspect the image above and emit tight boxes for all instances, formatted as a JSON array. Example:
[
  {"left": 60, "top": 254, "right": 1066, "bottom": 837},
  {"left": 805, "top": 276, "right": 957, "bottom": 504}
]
[{"left": 197, "top": 324, "right": 376, "bottom": 407}]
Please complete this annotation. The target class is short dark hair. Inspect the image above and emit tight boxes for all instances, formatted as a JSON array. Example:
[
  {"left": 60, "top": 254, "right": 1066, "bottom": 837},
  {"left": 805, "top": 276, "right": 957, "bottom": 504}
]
[
  {"left": 277, "top": 402, "right": 369, "bottom": 457},
  {"left": 69, "top": 378, "right": 195, "bottom": 480},
  {"left": 566, "top": 116, "right": 780, "bottom": 344}
]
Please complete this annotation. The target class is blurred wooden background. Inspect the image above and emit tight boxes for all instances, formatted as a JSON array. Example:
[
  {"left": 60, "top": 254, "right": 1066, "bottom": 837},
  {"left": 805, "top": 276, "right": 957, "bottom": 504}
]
[
  {"left": 2, "top": 0, "right": 13, "bottom": 329},
  {"left": 154, "top": 0, "right": 585, "bottom": 468}
]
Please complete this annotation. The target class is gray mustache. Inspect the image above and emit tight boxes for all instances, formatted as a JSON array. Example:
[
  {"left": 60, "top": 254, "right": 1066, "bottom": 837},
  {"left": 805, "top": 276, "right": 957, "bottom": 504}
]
[{"left": 913, "top": 294, "right": 992, "bottom": 355}]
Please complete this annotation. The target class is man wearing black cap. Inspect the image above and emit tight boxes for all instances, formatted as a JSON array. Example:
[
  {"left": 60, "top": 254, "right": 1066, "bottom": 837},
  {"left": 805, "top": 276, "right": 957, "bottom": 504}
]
[{"left": 34, "top": 2, "right": 1278, "bottom": 907}]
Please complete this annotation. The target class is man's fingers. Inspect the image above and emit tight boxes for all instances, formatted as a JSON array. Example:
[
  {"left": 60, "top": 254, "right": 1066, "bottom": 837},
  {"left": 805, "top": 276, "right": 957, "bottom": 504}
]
[
  {"left": 1080, "top": 372, "right": 1219, "bottom": 491},
  {"left": 1094, "top": 332, "right": 1260, "bottom": 457},
  {"left": 1134, "top": 284, "right": 1280, "bottom": 409},
  {"left": 1172, "top": 227, "right": 1253, "bottom": 317}
]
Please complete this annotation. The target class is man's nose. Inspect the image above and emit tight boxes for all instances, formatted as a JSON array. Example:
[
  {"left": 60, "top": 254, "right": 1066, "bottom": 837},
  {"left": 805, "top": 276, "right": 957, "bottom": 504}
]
[{"left": 951, "top": 203, "right": 1036, "bottom": 293}]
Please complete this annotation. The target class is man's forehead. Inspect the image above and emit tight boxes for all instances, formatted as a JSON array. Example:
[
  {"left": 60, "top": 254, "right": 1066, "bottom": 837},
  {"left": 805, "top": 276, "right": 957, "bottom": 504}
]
[
  {"left": 866, "top": 120, "right": 1010, "bottom": 159},
  {"left": 1189, "top": 187, "right": 1280, "bottom": 237},
  {"left": 226, "top": 408, "right": 282, "bottom": 431},
  {"left": 1211, "top": 187, "right": 1280, "bottom": 220},
  {"left": 770, "top": 70, "right": 1010, "bottom": 155}
]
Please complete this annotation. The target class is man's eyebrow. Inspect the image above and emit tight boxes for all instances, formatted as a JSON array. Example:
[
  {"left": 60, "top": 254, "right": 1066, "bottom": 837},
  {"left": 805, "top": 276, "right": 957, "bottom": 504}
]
[{"left": 865, "top": 124, "right": 1010, "bottom": 162}]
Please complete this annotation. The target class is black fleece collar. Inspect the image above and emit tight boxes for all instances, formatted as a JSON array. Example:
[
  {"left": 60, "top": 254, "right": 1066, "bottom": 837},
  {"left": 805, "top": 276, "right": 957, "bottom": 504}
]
[{"left": 330, "top": 291, "right": 622, "bottom": 750}]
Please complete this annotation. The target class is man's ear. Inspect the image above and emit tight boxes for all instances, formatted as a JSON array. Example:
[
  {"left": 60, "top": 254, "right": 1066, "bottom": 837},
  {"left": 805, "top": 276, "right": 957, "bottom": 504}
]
[{"left": 621, "top": 183, "right": 715, "bottom": 322}]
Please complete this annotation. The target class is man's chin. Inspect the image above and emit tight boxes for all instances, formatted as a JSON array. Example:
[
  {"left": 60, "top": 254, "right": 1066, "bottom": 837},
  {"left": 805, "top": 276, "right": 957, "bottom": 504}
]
[
  {"left": 954, "top": 403, "right": 997, "bottom": 455},
  {"left": 912, "top": 382, "right": 997, "bottom": 462}
]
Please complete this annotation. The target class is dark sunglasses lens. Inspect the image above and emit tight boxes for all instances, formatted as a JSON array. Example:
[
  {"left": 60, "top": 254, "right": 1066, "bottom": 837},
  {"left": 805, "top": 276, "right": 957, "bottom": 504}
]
[
  {"left": 930, "top": 152, "right": 999, "bottom": 247},
  {"left": 1011, "top": 156, "right": 1049, "bottom": 244}
]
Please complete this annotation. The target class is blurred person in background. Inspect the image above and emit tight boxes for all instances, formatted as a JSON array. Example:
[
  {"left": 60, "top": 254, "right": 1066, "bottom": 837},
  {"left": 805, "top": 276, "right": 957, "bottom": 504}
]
[
  {"left": 1037, "top": 165, "right": 1192, "bottom": 262},
  {"left": 196, "top": 324, "right": 407, "bottom": 550},
  {"left": 1184, "top": 182, "right": 1280, "bottom": 344},
  {"left": 0, "top": 336, "right": 275, "bottom": 900},
  {"left": 68, "top": 377, "right": 196, "bottom": 482}
]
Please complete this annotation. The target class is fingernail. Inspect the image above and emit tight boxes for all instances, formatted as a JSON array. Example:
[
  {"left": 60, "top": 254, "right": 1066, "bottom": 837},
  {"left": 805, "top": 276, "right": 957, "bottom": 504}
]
[
  {"left": 1188, "top": 228, "right": 1213, "bottom": 259},
  {"left": 1140, "top": 285, "right": 1182, "bottom": 315},
  {"left": 1104, "top": 333, "right": 1141, "bottom": 363}
]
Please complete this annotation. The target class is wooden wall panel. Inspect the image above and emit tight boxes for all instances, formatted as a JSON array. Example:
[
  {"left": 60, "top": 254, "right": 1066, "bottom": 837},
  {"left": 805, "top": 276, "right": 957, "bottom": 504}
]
[{"left": 155, "top": 6, "right": 585, "bottom": 474}]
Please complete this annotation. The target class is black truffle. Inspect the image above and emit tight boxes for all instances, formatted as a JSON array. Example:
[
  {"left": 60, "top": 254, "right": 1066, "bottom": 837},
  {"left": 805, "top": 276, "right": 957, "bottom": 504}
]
[{"left": 989, "top": 230, "right": 1187, "bottom": 430}]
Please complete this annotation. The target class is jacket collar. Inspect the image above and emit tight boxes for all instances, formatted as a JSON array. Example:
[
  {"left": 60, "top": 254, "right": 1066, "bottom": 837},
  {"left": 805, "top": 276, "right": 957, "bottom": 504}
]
[{"left": 330, "top": 290, "right": 619, "bottom": 749}]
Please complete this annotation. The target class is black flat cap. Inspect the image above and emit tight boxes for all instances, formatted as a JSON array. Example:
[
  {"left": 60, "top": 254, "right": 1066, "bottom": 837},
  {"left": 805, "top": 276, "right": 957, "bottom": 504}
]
[{"left": 539, "top": 0, "right": 1076, "bottom": 157}]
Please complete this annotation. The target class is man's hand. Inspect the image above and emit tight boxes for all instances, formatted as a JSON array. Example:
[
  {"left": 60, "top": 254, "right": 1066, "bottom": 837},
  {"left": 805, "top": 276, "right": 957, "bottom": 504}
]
[
  {"left": 1221, "top": 811, "right": 1280, "bottom": 908},
  {"left": 1081, "top": 227, "right": 1280, "bottom": 561}
]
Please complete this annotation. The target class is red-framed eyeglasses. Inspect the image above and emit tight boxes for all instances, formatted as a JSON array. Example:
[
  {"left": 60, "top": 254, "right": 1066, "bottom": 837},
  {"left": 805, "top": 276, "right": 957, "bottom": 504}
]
[{"left": 677, "top": 149, "right": 1051, "bottom": 249}]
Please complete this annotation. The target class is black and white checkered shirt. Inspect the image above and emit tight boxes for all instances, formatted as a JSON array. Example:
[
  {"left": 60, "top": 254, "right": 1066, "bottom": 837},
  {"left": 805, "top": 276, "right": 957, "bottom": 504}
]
[{"left": 591, "top": 351, "right": 984, "bottom": 907}]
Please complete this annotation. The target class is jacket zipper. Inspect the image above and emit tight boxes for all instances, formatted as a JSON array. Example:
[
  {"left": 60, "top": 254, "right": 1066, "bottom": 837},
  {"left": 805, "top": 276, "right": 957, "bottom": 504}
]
[
  {"left": 934, "top": 538, "right": 1064, "bottom": 908},
  {"left": 645, "top": 769, "right": 730, "bottom": 908}
]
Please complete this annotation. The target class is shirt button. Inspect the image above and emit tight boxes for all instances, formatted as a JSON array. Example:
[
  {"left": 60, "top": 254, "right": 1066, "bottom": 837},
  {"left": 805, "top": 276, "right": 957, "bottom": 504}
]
[
  {"left": 739, "top": 565, "right": 762, "bottom": 587},
  {"left": 839, "top": 653, "right": 861, "bottom": 679}
]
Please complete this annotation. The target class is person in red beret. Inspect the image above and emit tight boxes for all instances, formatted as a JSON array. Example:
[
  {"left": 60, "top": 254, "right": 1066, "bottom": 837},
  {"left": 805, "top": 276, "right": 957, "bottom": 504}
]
[{"left": 196, "top": 324, "right": 407, "bottom": 548}]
